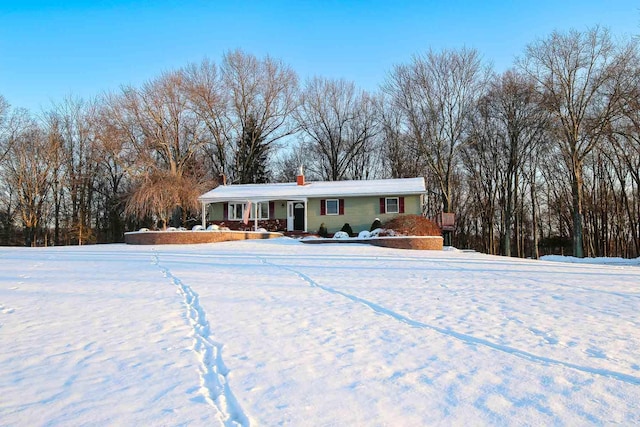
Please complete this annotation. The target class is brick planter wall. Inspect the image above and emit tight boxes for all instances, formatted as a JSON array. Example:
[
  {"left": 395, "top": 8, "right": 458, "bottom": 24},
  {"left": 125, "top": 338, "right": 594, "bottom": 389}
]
[
  {"left": 368, "top": 236, "right": 443, "bottom": 250},
  {"left": 124, "top": 230, "right": 283, "bottom": 245},
  {"left": 208, "top": 219, "right": 286, "bottom": 232},
  {"left": 300, "top": 236, "right": 443, "bottom": 250}
]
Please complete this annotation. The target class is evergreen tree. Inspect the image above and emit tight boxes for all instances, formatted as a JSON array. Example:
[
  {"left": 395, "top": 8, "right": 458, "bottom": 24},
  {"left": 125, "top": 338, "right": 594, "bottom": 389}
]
[{"left": 235, "top": 115, "right": 270, "bottom": 184}]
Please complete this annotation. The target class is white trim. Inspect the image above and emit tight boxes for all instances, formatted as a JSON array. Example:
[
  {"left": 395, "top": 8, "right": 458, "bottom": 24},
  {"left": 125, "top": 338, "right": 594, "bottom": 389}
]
[
  {"left": 201, "top": 190, "right": 424, "bottom": 204},
  {"left": 385, "top": 197, "right": 399, "bottom": 214},
  {"left": 287, "top": 200, "right": 307, "bottom": 231},
  {"left": 325, "top": 199, "right": 339, "bottom": 215},
  {"left": 228, "top": 203, "right": 243, "bottom": 220},
  {"left": 287, "top": 201, "right": 295, "bottom": 231},
  {"left": 228, "top": 202, "right": 269, "bottom": 221},
  {"left": 253, "top": 201, "right": 258, "bottom": 231},
  {"left": 256, "top": 202, "right": 269, "bottom": 220},
  {"left": 304, "top": 199, "right": 308, "bottom": 232}
]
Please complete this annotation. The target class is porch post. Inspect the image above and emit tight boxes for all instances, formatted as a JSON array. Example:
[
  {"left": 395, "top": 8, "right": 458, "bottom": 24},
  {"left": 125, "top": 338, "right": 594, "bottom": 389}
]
[
  {"left": 304, "top": 199, "right": 308, "bottom": 232},
  {"left": 201, "top": 202, "right": 206, "bottom": 228},
  {"left": 254, "top": 201, "right": 258, "bottom": 231}
]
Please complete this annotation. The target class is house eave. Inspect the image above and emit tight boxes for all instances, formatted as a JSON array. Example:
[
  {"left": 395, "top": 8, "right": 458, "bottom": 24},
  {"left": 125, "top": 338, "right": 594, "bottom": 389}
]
[
  {"left": 197, "top": 190, "right": 425, "bottom": 204},
  {"left": 197, "top": 177, "right": 427, "bottom": 204}
]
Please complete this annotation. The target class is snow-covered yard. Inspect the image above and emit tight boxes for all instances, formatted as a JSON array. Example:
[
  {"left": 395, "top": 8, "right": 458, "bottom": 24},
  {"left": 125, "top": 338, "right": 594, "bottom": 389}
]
[{"left": 1, "top": 239, "right": 639, "bottom": 425}]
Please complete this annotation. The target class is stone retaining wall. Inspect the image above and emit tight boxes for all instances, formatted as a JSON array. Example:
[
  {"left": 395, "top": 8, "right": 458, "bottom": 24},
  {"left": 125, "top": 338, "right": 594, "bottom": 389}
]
[{"left": 124, "top": 230, "right": 283, "bottom": 245}]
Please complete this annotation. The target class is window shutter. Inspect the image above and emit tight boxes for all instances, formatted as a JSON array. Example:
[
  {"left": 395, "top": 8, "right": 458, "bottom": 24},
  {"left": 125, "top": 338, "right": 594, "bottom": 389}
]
[
  {"left": 320, "top": 199, "right": 326, "bottom": 215},
  {"left": 380, "top": 198, "right": 386, "bottom": 214},
  {"left": 223, "top": 202, "right": 228, "bottom": 220},
  {"left": 269, "top": 201, "right": 275, "bottom": 218},
  {"left": 339, "top": 199, "right": 345, "bottom": 215},
  {"left": 399, "top": 197, "right": 405, "bottom": 214}
]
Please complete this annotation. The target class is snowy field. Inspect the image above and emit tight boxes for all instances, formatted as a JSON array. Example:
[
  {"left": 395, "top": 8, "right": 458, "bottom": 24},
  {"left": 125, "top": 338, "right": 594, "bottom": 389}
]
[{"left": 1, "top": 239, "right": 640, "bottom": 426}]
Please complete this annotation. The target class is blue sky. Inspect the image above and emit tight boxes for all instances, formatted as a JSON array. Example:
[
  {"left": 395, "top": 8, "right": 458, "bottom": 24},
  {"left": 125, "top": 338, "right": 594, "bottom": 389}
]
[{"left": 1, "top": 1, "right": 638, "bottom": 112}]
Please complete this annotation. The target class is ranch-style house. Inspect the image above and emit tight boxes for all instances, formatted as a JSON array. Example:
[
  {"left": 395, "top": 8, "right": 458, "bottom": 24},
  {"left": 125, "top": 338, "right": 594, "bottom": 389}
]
[{"left": 198, "top": 172, "right": 427, "bottom": 234}]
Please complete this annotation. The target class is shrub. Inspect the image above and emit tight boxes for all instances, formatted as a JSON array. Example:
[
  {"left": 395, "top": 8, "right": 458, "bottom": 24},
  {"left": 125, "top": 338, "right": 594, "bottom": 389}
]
[
  {"left": 340, "top": 223, "right": 354, "bottom": 236},
  {"left": 369, "top": 228, "right": 384, "bottom": 237},
  {"left": 382, "top": 215, "right": 441, "bottom": 236},
  {"left": 318, "top": 223, "right": 329, "bottom": 238},
  {"left": 370, "top": 218, "right": 382, "bottom": 231}
]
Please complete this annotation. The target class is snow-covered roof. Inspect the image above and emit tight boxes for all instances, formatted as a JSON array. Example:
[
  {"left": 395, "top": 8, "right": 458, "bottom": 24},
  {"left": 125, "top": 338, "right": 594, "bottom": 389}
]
[{"left": 198, "top": 177, "right": 426, "bottom": 203}]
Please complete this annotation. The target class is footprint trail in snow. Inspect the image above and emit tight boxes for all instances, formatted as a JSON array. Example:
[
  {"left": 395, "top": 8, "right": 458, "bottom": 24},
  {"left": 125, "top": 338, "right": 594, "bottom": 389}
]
[
  {"left": 153, "top": 251, "right": 249, "bottom": 427},
  {"left": 259, "top": 256, "right": 640, "bottom": 387}
]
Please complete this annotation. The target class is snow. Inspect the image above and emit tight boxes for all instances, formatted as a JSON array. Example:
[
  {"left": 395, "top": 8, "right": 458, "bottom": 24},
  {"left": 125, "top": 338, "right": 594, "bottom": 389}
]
[
  {"left": 1, "top": 240, "right": 640, "bottom": 425},
  {"left": 358, "top": 230, "right": 371, "bottom": 239},
  {"left": 542, "top": 254, "right": 640, "bottom": 266},
  {"left": 198, "top": 177, "right": 426, "bottom": 203}
]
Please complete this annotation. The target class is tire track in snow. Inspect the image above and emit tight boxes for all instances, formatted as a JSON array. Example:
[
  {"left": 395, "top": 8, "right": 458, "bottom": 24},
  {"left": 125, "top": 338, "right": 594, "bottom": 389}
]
[
  {"left": 153, "top": 251, "right": 249, "bottom": 427},
  {"left": 260, "top": 257, "right": 640, "bottom": 387}
]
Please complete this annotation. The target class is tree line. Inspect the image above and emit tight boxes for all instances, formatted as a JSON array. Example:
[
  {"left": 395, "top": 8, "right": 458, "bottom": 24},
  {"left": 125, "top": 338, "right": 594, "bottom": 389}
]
[{"left": 1, "top": 27, "right": 639, "bottom": 258}]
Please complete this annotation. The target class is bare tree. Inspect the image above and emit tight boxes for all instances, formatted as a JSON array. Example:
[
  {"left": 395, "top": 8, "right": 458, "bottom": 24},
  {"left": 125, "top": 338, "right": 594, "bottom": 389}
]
[
  {"left": 377, "top": 95, "right": 423, "bottom": 178},
  {"left": 181, "top": 59, "right": 232, "bottom": 180},
  {"left": 0, "top": 179, "right": 17, "bottom": 245},
  {"left": 45, "top": 97, "right": 100, "bottom": 244},
  {"left": 2, "top": 111, "right": 58, "bottom": 246},
  {"left": 519, "top": 27, "right": 633, "bottom": 257},
  {"left": 0, "top": 97, "right": 17, "bottom": 243},
  {"left": 0, "top": 95, "right": 11, "bottom": 163},
  {"left": 384, "top": 48, "right": 489, "bottom": 214},
  {"left": 481, "top": 70, "right": 548, "bottom": 256},
  {"left": 110, "top": 71, "right": 211, "bottom": 228},
  {"left": 91, "top": 101, "right": 132, "bottom": 241},
  {"left": 125, "top": 169, "right": 204, "bottom": 228},
  {"left": 609, "top": 58, "right": 640, "bottom": 255},
  {"left": 295, "top": 77, "right": 379, "bottom": 181},
  {"left": 182, "top": 52, "right": 299, "bottom": 184},
  {"left": 271, "top": 142, "right": 315, "bottom": 182},
  {"left": 222, "top": 50, "right": 299, "bottom": 183},
  {"left": 39, "top": 113, "right": 65, "bottom": 245}
]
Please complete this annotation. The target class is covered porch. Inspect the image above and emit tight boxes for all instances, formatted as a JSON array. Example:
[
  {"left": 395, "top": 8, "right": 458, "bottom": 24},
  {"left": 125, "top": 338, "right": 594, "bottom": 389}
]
[{"left": 200, "top": 197, "right": 309, "bottom": 233}]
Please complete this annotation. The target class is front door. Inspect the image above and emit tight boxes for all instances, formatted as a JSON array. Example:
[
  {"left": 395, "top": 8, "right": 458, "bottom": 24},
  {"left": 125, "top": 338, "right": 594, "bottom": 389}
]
[{"left": 287, "top": 201, "right": 305, "bottom": 231}]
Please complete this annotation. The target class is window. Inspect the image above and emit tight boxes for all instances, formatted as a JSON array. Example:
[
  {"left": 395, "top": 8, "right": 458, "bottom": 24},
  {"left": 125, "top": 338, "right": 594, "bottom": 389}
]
[
  {"left": 228, "top": 203, "right": 244, "bottom": 220},
  {"left": 325, "top": 199, "right": 339, "bottom": 215},
  {"left": 228, "top": 202, "right": 269, "bottom": 220},
  {"left": 385, "top": 197, "right": 399, "bottom": 214},
  {"left": 380, "top": 197, "right": 404, "bottom": 214},
  {"left": 320, "top": 199, "right": 344, "bottom": 215},
  {"left": 253, "top": 202, "right": 269, "bottom": 220}
]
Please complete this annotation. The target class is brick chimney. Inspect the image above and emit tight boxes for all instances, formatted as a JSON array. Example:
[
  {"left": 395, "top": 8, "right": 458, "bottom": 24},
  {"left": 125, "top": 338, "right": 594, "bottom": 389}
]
[
  {"left": 218, "top": 173, "right": 227, "bottom": 186},
  {"left": 296, "top": 165, "right": 305, "bottom": 186}
]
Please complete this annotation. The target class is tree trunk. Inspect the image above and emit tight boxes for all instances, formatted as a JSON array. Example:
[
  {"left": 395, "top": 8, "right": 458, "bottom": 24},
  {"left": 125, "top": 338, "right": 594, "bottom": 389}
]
[
  {"left": 503, "top": 183, "right": 513, "bottom": 257},
  {"left": 531, "top": 176, "right": 539, "bottom": 259},
  {"left": 571, "top": 159, "right": 585, "bottom": 258}
]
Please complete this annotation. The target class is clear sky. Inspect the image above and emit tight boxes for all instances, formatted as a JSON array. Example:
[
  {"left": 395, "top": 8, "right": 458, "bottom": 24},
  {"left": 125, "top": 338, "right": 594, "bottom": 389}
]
[{"left": 1, "top": 1, "right": 638, "bottom": 112}]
